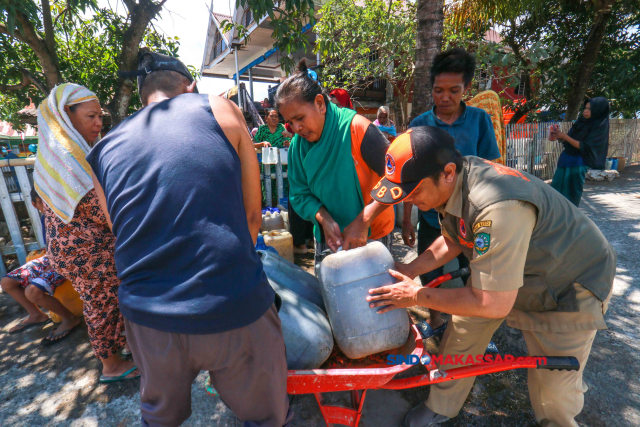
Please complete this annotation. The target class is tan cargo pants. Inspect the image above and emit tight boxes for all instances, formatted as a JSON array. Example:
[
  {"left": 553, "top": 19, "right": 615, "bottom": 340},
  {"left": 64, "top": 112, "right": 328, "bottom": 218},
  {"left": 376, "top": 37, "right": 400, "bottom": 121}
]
[{"left": 426, "top": 315, "right": 597, "bottom": 427}]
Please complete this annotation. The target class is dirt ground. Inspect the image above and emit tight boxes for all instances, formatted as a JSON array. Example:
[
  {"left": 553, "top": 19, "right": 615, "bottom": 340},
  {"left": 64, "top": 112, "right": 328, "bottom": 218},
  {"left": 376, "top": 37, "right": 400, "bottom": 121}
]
[{"left": 0, "top": 166, "right": 639, "bottom": 426}]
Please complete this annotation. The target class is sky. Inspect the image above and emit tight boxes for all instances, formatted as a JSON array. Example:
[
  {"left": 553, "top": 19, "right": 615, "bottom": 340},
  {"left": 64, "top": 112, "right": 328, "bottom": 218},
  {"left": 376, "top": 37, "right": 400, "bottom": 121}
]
[{"left": 95, "top": 0, "right": 271, "bottom": 99}]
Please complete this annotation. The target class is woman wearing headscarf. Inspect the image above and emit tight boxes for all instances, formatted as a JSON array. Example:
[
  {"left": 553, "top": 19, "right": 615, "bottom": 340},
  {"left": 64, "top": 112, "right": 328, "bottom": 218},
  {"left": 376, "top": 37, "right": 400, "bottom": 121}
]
[
  {"left": 276, "top": 60, "right": 394, "bottom": 274},
  {"left": 329, "top": 88, "right": 354, "bottom": 110},
  {"left": 373, "top": 106, "right": 397, "bottom": 141},
  {"left": 550, "top": 97, "right": 610, "bottom": 206},
  {"left": 35, "top": 83, "right": 138, "bottom": 383}
]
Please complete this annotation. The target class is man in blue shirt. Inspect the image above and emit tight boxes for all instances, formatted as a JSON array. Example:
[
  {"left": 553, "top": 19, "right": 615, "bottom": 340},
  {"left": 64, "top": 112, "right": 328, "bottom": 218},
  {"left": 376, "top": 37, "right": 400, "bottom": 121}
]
[{"left": 402, "top": 48, "right": 501, "bottom": 338}]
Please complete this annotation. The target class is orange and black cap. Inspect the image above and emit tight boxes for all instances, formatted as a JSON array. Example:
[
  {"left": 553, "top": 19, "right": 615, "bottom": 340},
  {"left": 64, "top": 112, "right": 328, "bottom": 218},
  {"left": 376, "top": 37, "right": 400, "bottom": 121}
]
[{"left": 371, "top": 126, "right": 457, "bottom": 205}]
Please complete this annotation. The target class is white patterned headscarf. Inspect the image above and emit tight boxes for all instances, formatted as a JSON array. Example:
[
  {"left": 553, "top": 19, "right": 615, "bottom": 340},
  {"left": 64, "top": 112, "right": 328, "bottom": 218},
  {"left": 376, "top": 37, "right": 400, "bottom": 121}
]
[{"left": 34, "top": 83, "right": 100, "bottom": 223}]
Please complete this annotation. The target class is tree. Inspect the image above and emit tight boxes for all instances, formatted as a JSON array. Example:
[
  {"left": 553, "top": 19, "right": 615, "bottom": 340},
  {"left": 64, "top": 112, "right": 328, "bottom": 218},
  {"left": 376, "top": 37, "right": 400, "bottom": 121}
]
[
  {"left": 0, "top": 0, "right": 174, "bottom": 126},
  {"left": 315, "top": 0, "right": 416, "bottom": 127},
  {"left": 448, "top": 0, "right": 640, "bottom": 120},
  {"left": 563, "top": 0, "right": 616, "bottom": 120},
  {"left": 411, "top": 0, "right": 444, "bottom": 120},
  {"left": 536, "top": 0, "right": 640, "bottom": 119}
]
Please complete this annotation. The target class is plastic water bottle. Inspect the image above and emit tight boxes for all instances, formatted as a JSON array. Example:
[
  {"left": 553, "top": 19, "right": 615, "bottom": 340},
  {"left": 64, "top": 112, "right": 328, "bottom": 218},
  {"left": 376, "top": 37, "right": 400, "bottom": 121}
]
[{"left": 256, "top": 234, "right": 278, "bottom": 254}]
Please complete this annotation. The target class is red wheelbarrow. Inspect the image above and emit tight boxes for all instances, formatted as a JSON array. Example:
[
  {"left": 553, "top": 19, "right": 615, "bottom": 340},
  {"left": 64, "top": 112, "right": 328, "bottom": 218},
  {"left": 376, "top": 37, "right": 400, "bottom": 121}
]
[{"left": 207, "top": 268, "right": 580, "bottom": 427}]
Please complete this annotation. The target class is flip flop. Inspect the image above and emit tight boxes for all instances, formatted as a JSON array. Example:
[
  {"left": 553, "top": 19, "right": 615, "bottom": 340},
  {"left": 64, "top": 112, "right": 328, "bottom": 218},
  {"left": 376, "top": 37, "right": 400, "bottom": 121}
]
[
  {"left": 416, "top": 320, "right": 448, "bottom": 339},
  {"left": 99, "top": 367, "right": 140, "bottom": 384},
  {"left": 204, "top": 375, "right": 218, "bottom": 396},
  {"left": 9, "top": 318, "right": 52, "bottom": 334},
  {"left": 41, "top": 323, "right": 79, "bottom": 346},
  {"left": 486, "top": 341, "right": 499, "bottom": 354}
]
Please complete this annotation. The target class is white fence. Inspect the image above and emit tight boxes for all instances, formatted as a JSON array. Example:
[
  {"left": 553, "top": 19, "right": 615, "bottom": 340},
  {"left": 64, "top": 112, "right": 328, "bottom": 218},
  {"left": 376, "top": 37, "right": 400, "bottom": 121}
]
[
  {"left": 0, "top": 157, "right": 44, "bottom": 274},
  {"left": 505, "top": 119, "right": 640, "bottom": 181}
]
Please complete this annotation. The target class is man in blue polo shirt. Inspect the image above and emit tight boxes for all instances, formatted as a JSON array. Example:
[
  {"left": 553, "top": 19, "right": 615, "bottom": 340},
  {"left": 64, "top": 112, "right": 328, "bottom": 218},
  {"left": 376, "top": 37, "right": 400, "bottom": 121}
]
[{"left": 402, "top": 48, "right": 501, "bottom": 338}]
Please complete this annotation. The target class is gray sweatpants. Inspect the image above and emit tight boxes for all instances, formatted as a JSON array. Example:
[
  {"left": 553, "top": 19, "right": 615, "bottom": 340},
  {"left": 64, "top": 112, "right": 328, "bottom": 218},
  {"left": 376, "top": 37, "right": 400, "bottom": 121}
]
[{"left": 125, "top": 305, "right": 291, "bottom": 427}]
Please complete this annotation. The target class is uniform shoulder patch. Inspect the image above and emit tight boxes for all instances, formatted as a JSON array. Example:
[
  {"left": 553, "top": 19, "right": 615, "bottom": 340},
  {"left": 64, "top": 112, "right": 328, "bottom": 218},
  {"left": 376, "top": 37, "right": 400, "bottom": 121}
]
[
  {"left": 472, "top": 220, "right": 492, "bottom": 234},
  {"left": 474, "top": 232, "right": 491, "bottom": 256}
]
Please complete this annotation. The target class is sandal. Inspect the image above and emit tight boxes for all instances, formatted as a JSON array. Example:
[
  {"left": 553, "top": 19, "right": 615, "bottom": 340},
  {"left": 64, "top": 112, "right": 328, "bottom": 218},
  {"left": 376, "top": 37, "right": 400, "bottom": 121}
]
[
  {"left": 99, "top": 367, "right": 140, "bottom": 383},
  {"left": 9, "top": 318, "right": 51, "bottom": 334},
  {"left": 41, "top": 323, "right": 79, "bottom": 346},
  {"left": 416, "top": 320, "right": 448, "bottom": 339}
]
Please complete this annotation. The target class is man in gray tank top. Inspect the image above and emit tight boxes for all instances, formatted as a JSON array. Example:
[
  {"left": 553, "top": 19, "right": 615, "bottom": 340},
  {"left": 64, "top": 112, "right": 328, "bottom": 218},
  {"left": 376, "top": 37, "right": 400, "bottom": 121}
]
[{"left": 367, "top": 126, "right": 615, "bottom": 427}]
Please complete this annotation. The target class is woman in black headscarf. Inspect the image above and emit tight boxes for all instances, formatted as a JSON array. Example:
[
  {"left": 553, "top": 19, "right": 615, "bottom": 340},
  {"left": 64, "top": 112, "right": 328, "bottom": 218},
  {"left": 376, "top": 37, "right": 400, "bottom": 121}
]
[{"left": 549, "top": 97, "right": 610, "bottom": 206}]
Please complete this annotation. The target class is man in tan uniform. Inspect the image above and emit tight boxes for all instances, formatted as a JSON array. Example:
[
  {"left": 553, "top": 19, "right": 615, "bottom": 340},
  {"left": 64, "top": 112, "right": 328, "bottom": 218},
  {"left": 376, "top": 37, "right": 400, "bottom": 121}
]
[{"left": 367, "top": 126, "right": 616, "bottom": 427}]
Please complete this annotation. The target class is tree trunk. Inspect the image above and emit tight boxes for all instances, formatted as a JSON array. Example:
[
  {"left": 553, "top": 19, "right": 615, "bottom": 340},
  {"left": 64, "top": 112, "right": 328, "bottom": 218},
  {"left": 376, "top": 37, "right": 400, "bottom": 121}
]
[
  {"left": 411, "top": 0, "right": 444, "bottom": 121},
  {"left": 15, "top": 13, "right": 62, "bottom": 92},
  {"left": 564, "top": 9, "right": 612, "bottom": 120},
  {"left": 107, "top": 0, "right": 166, "bottom": 125}
]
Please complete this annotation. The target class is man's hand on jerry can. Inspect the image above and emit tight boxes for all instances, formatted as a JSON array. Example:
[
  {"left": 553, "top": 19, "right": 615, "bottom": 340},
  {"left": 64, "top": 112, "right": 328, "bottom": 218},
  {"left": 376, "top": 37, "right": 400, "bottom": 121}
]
[
  {"left": 367, "top": 269, "right": 422, "bottom": 314},
  {"left": 342, "top": 216, "right": 369, "bottom": 250}
]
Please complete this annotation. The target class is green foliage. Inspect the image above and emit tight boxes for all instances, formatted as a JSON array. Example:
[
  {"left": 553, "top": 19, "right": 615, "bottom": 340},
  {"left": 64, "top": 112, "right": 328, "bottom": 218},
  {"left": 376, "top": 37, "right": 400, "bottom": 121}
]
[
  {"left": 0, "top": 0, "right": 98, "bottom": 34},
  {"left": 223, "top": 0, "right": 316, "bottom": 74},
  {"left": 448, "top": 0, "right": 640, "bottom": 119},
  {"left": 0, "top": 5, "right": 182, "bottom": 126},
  {"left": 532, "top": 1, "right": 640, "bottom": 119},
  {"left": 315, "top": 0, "right": 416, "bottom": 123},
  {"left": 0, "top": 0, "right": 43, "bottom": 35},
  {"left": 58, "top": 8, "right": 181, "bottom": 111}
]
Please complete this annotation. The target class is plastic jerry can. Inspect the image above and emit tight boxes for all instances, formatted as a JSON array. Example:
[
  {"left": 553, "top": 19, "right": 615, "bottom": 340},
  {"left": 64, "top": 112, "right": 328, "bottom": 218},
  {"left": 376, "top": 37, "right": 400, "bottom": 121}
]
[
  {"left": 261, "top": 147, "right": 279, "bottom": 164},
  {"left": 319, "top": 241, "right": 410, "bottom": 359},
  {"left": 264, "top": 229, "right": 294, "bottom": 263},
  {"left": 258, "top": 250, "right": 325, "bottom": 311},
  {"left": 279, "top": 148, "right": 288, "bottom": 165},
  {"left": 269, "top": 281, "right": 333, "bottom": 369},
  {"left": 280, "top": 211, "right": 290, "bottom": 231},
  {"left": 262, "top": 211, "right": 285, "bottom": 232},
  {"left": 256, "top": 234, "right": 278, "bottom": 255}
]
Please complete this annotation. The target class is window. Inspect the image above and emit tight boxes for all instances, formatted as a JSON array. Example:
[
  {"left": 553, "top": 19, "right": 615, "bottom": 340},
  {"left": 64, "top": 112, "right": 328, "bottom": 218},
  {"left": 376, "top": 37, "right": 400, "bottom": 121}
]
[
  {"left": 212, "top": 31, "right": 226, "bottom": 60},
  {"left": 243, "top": 7, "right": 253, "bottom": 27}
]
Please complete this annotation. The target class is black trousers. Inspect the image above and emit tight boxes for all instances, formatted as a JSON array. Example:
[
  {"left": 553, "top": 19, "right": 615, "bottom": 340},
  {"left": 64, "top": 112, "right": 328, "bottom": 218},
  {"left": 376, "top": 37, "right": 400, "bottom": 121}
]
[
  {"left": 288, "top": 200, "right": 314, "bottom": 246},
  {"left": 417, "top": 215, "right": 469, "bottom": 286}
]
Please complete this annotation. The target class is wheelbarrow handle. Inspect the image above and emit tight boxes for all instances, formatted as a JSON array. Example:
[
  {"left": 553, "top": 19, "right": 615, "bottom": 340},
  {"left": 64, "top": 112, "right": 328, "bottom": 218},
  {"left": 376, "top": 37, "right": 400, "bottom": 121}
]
[
  {"left": 536, "top": 356, "right": 580, "bottom": 371},
  {"left": 381, "top": 356, "right": 580, "bottom": 390}
]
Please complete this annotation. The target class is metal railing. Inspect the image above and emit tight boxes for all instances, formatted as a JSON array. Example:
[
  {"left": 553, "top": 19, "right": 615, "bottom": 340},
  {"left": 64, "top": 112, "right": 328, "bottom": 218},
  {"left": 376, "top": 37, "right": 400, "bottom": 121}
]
[
  {"left": 608, "top": 119, "right": 640, "bottom": 166},
  {"left": 0, "top": 157, "right": 45, "bottom": 275},
  {"left": 505, "top": 119, "right": 640, "bottom": 180},
  {"left": 240, "top": 83, "right": 265, "bottom": 129}
]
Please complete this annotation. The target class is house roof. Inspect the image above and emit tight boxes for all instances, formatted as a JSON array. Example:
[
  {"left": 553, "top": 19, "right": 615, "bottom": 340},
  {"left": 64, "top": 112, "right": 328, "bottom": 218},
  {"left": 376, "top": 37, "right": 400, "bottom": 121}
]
[
  {"left": 484, "top": 29, "right": 503, "bottom": 44},
  {"left": 211, "top": 12, "right": 232, "bottom": 44},
  {"left": 0, "top": 120, "right": 37, "bottom": 138}
]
